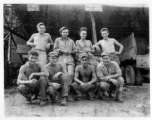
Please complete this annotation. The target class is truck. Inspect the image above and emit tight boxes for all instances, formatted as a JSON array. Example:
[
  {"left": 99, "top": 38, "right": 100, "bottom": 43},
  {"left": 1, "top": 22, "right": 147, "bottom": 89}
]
[{"left": 119, "top": 33, "right": 149, "bottom": 85}]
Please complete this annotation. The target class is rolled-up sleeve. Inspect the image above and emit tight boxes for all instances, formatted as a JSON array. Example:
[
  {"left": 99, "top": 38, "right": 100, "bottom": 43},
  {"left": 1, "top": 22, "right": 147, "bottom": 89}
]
[
  {"left": 114, "top": 62, "right": 121, "bottom": 74},
  {"left": 97, "top": 65, "right": 104, "bottom": 78},
  {"left": 53, "top": 38, "right": 60, "bottom": 52}
]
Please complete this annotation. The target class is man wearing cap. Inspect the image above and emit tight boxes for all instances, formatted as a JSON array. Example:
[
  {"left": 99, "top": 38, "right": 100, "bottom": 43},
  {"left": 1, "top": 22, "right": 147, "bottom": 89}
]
[
  {"left": 96, "top": 52, "right": 124, "bottom": 102},
  {"left": 53, "top": 27, "right": 76, "bottom": 88},
  {"left": 71, "top": 52, "right": 98, "bottom": 100},
  {"left": 43, "top": 51, "right": 70, "bottom": 106},
  {"left": 93, "top": 28, "right": 123, "bottom": 65},
  {"left": 27, "top": 22, "right": 53, "bottom": 66}
]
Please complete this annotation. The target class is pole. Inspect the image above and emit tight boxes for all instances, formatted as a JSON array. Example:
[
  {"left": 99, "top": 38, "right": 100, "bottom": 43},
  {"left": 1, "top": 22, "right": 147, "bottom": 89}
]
[{"left": 90, "top": 11, "right": 97, "bottom": 44}]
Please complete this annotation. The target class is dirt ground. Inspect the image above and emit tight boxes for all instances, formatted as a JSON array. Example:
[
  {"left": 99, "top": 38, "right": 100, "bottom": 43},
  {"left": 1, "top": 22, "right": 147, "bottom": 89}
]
[{"left": 4, "top": 83, "right": 150, "bottom": 117}]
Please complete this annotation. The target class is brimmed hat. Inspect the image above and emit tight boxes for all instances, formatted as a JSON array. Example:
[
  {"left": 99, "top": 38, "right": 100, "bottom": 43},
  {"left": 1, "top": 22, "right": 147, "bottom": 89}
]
[
  {"left": 79, "top": 52, "right": 88, "bottom": 59},
  {"left": 48, "top": 51, "right": 59, "bottom": 57}
]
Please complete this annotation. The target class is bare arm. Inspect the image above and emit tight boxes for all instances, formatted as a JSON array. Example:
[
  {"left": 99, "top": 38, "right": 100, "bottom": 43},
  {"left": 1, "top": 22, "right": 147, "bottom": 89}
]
[
  {"left": 29, "top": 63, "right": 49, "bottom": 80},
  {"left": 76, "top": 41, "right": 81, "bottom": 52},
  {"left": 17, "top": 65, "right": 32, "bottom": 85},
  {"left": 109, "top": 62, "right": 122, "bottom": 79},
  {"left": 89, "top": 41, "right": 95, "bottom": 53},
  {"left": 26, "top": 34, "right": 36, "bottom": 47},
  {"left": 88, "top": 66, "right": 97, "bottom": 84},
  {"left": 114, "top": 39, "right": 124, "bottom": 54},
  {"left": 74, "top": 66, "right": 84, "bottom": 84},
  {"left": 46, "top": 34, "right": 54, "bottom": 50}
]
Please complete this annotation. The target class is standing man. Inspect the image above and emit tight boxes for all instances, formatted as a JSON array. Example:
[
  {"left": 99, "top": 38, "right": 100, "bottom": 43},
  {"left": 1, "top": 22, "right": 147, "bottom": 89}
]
[
  {"left": 43, "top": 51, "right": 70, "bottom": 106},
  {"left": 17, "top": 50, "right": 49, "bottom": 106},
  {"left": 71, "top": 52, "right": 98, "bottom": 100},
  {"left": 76, "top": 27, "right": 97, "bottom": 66},
  {"left": 53, "top": 27, "right": 76, "bottom": 85},
  {"left": 96, "top": 52, "right": 124, "bottom": 102},
  {"left": 27, "top": 22, "right": 53, "bottom": 66},
  {"left": 93, "top": 28, "right": 123, "bottom": 65}
]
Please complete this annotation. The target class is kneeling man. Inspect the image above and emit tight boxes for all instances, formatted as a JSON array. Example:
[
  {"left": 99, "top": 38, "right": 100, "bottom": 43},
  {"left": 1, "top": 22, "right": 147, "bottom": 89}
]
[
  {"left": 17, "top": 50, "right": 49, "bottom": 106},
  {"left": 97, "top": 52, "right": 124, "bottom": 102},
  {"left": 71, "top": 52, "right": 98, "bottom": 100},
  {"left": 44, "top": 51, "right": 70, "bottom": 106}
]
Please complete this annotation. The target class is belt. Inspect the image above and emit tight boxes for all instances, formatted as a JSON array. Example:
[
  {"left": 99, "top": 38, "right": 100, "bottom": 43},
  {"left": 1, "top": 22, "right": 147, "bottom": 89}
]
[{"left": 34, "top": 48, "right": 46, "bottom": 52}]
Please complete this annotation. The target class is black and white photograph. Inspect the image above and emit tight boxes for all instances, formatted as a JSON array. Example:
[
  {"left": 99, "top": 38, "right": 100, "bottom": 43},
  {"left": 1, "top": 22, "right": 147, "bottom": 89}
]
[{"left": 3, "top": 0, "right": 150, "bottom": 117}]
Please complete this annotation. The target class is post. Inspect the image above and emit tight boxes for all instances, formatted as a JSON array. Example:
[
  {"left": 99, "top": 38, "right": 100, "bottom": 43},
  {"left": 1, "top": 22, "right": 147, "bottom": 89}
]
[
  {"left": 7, "top": 34, "right": 12, "bottom": 62},
  {"left": 90, "top": 12, "right": 97, "bottom": 44}
]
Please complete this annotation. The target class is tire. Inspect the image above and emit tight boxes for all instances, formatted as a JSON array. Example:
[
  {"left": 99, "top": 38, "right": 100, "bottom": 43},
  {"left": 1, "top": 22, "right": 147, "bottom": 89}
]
[
  {"left": 125, "top": 65, "right": 135, "bottom": 85},
  {"left": 135, "top": 69, "right": 142, "bottom": 86},
  {"left": 120, "top": 66, "right": 125, "bottom": 80}
]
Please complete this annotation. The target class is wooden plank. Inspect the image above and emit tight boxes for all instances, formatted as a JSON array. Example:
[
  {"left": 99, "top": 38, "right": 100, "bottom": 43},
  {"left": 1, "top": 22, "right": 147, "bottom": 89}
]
[{"left": 16, "top": 45, "right": 31, "bottom": 54}]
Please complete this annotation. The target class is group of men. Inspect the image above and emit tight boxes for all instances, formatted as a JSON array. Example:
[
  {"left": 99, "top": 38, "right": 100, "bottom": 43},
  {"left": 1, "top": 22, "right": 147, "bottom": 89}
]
[{"left": 17, "top": 22, "right": 124, "bottom": 106}]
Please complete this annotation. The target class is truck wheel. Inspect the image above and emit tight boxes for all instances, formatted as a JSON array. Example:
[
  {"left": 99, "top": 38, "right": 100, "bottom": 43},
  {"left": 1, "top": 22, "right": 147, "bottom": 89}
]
[
  {"left": 135, "top": 69, "right": 142, "bottom": 86},
  {"left": 120, "top": 66, "right": 125, "bottom": 80},
  {"left": 125, "top": 65, "right": 135, "bottom": 85}
]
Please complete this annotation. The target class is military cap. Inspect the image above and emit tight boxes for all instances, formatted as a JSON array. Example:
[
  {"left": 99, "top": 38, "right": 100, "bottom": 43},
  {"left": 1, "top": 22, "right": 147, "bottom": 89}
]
[
  {"left": 79, "top": 52, "right": 88, "bottom": 59},
  {"left": 101, "top": 51, "right": 110, "bottom": 57},
  {"left": 48, "top": 51, "right": 59, "bottom": 57}
]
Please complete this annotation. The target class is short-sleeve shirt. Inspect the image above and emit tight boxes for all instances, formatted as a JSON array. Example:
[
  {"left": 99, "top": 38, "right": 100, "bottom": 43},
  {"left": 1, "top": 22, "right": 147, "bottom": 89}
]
[
  {"left": 54, "top": 37, "right": 76, "bottom": 53},
  {"left": 53, "top": 37, "right": 76, "bottom": 65},
  {"left": 97, "top": 61, "right": 121, "bottom": 78}
]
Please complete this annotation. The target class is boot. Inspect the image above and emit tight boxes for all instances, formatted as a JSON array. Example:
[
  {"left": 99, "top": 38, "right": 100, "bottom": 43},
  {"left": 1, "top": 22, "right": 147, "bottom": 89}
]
[
  {"left": 40, "top": 100, "right": 47, "bottom": 106},
  {"left": 61, "top": 97, "right": 67, "bottom": 106},
  {"left": 116, "top": 91, "right": 123, "bottom": 102},
  {"left": 67, "top": 95, "right": 74, "bottom": 102}
]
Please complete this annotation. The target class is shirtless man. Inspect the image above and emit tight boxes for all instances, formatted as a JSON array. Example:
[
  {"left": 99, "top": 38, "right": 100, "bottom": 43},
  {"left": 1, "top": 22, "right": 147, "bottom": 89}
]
[
  {"left": 76, "top": 27, "right": 97, "bottom": 66},
  {"left": 27, "top": 22, "right": 53, "bottom": 66},
  {"left": 96, "top": 52, "right": 124, "bottom": 102},
  {"left": 71, "top": 52, "right": 98, "bottom": 100},
  {"left": 43, "top": 51, "right": 70, "bottom": 106},
  {"left": 93, "top": 28, "right": 123, "bottom": 65},
  {"left": 54, "top": 27, "right": 76, "bottom": 83},
  {"left": 17, "top": 50, "right": 49, "bottom": 106}
]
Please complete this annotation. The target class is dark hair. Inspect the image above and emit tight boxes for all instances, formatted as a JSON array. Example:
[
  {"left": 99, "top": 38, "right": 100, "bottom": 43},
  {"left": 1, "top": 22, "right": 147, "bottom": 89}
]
[
  {"left": 59, "top": 27, "right": 69, "bottom": 34},
  {"left": 100, "top": 28, "right": 109, "bottom": 33},
  {"left": 37, "top": 22, "right": 45, "bottom": 28},
  {"left": 80, "top": 27, "right": 87, "bottom": 34},
  {"left": 28, "top": 50, "right": 39, "bottom": 57}
]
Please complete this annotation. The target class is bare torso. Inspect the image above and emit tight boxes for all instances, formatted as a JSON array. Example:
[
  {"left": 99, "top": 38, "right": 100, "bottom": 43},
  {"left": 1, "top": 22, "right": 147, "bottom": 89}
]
[
  {"left": 44, "top": 63, "right": 63, "bottom": 80},
  {"left": 23, "top": 63, "right": 40, "bottom": 80},
  {"left": 99, "top": 38, "right": 116, "bottom": 53},
  {"left": 76, "top": 40, "right": 92, "bottom": 52},
  {"left": 78, "top": 65, "right": 93, "bottom": 83},
  {"left": 33, "top": 33, "right": 50, "bottom": 51}
]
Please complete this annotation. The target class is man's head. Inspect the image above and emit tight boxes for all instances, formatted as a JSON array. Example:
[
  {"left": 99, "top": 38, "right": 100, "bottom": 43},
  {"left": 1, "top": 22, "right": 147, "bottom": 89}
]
[
  {"left": 59, "top": 27, "right": 69, "bottom": 38},
  {"left": 80, "top": 52, "right": 89, "bottom": 67},
  {"left": 80, "top": 27, "right": 87, "bottom": 39},
  {"left": 28, "top": 50, "right": 39, "bottom": 64},
  {"left": 100, "top": 28, "right": 109, "bottom": 40},
  {"left": 48, "top": 51, "right": 59, "bottom": 64},
  {"left": 101, "top": 52, "right": 111, "bottom": 65},
  {"left": 37, "top": 22, "right": 46, "bottom": 34}
]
